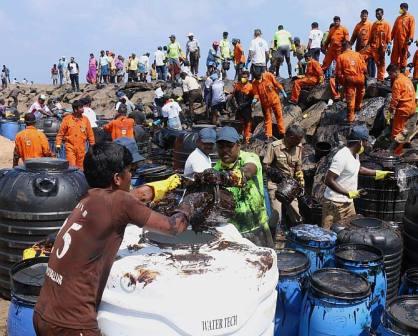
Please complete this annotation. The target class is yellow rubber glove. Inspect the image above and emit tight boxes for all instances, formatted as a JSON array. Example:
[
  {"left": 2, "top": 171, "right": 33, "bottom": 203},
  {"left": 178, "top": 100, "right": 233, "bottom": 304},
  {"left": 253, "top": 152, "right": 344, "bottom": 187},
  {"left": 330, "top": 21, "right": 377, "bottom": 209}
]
[
  {"left": 375, "top": 170, "right": 394, "bottom": 181},
  {"left": 295, "top": 171, "right": 305, "bottom": 187},
  {"left": 348, "top": 190, "right": 361, "bottom": 199},
  {"left": 319, "top": 77, "right": 324, "bottom": 84},
  {"left": 146, "top": 174, "right": 181, "bottom": 202},
  {"left": 385, "top": 111, "right": 392, "bottom": 126}
]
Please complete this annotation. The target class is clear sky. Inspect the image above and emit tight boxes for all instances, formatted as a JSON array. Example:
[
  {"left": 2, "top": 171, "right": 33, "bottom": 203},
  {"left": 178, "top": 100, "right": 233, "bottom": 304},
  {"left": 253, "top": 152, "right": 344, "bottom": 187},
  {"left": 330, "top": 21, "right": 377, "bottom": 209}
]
[{"left": 2, "top": 0, "right": 417, "bottom": 83}]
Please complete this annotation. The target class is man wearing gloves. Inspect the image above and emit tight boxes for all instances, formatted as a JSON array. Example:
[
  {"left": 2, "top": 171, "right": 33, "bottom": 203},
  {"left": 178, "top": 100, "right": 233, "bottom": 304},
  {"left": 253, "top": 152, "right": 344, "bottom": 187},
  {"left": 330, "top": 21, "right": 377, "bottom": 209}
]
[
  {"left": 322, "top": 126, "right": 393, "bottom": 229},
  {"left": 391, "top": 3, "right": 415, "bottom": 70},
  {"left": 263, "top": 125, "right": 305, "bottom": 232}
]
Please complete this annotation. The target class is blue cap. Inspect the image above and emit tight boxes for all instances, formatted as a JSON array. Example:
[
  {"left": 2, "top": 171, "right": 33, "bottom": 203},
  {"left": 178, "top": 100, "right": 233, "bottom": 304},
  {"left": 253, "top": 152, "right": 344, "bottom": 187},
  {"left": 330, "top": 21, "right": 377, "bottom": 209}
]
[
  {"left": 114, "top": 137, "right": 145, "bottom": 163},
  {"left": 217, "top": 126, "right": 240, "bottom": 143},
  {"left": 198, "top": 128, "right": 216, "bottom": 144},
  {"left": 348, "top": 125, "right": 369, "bottom": 141}
]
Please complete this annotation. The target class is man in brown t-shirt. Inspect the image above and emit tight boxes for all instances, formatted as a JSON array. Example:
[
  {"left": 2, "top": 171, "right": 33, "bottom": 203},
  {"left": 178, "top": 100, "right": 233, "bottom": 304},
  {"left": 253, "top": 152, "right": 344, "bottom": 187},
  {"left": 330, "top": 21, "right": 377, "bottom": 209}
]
[{"left": 34, "top": 142, "right": 206, "bottom": 335}]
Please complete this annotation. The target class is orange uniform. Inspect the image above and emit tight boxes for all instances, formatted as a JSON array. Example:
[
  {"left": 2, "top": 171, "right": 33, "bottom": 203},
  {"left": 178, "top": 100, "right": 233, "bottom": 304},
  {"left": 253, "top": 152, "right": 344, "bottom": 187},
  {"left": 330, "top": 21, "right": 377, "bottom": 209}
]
[
  {"left": 412, "top": 50, "right": 418, "bottom": 79},
  {"left": 390, "top": 73, "right": 416, "bottom": 139},
  {"left": 351, "top": 20, "right": 372, "bottom": 52},
  {"left": 56, "top": 114, "right": 95, "bottom": 169},
  {"left": 234, "top": 43, "right": 245, "bottom": 65},
  {"left": 335, "top": 49, "right": 367, "bottom": 122},
  {"left": 14, "top": 126, "right": 52, "bottom": 165},
  {"left": 103, "top": 116, "right": 135, "bottom": 140},
  {"left": 233, "top": 81, "right": 253, "bottom": 142},
  {"left": 391, "top": 13, "right": 415, "bottom": 68},
  {"left": 322, "top": 25, "right": 350, "bottom": 71},
  {"left": 251, "top": 72, "right": 285, "bottom": 137},
  {"left": 360, "top": 19, "right": 391, "bottom": 81},
  {"left": 291, "top": 59, "right": 323, "bottom": 102}
]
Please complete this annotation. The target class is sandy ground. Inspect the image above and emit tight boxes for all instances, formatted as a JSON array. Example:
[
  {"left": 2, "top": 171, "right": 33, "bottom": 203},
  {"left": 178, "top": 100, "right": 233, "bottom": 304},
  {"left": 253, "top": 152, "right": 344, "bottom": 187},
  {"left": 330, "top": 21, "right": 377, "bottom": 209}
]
[{"left": 0, "top": 136, "right": 14, "bottom": 333}]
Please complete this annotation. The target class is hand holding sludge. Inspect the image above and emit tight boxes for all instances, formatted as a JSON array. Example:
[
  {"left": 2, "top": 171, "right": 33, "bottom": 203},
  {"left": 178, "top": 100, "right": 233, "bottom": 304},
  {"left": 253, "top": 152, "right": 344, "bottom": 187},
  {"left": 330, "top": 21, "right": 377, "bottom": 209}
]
[{"left": 146, "top": 174, "right": 181, "bottom": 202}]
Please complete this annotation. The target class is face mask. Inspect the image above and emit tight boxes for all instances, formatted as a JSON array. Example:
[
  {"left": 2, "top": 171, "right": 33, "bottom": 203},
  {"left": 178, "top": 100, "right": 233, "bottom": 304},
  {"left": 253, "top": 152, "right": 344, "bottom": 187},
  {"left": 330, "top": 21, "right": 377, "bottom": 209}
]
[
  {"left": 241, "top": 78, "right": 248, "bottom": 84},
  {"left": 358, "top": 145, "right": 365, "bottom": 155},
  {"left": 221, "top": 161, "right": 236, "bottom": 169},
  {"left": 399, "top": 9, "right": 405, "bottom": 14}
]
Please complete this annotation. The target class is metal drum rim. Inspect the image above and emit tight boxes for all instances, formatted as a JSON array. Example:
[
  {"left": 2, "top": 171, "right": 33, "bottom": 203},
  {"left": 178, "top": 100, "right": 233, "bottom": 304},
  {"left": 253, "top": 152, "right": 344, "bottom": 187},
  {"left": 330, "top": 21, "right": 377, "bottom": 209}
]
[
  {"left": 334, "top": 243, "right": 384, "bottom": 265},
  {"left": 385, "top": 295, "right": 418, "bottom": 333},
  {"left": 276, "top": 248, "right": 310, "bottom": 277}
]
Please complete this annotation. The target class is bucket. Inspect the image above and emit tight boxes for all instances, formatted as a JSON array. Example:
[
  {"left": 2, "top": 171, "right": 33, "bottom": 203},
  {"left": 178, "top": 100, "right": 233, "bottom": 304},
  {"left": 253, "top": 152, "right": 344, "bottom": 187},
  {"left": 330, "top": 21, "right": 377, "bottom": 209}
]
[
  {"left": 398, "top": 268, "right": 418, "bottom": 296},
  {"left": 275, "top": 177, "right": 303, "bottom": 204},
  {"left": 334, "top": 243, "right": 386, "bottom": 330},
  {"left": 314, "top": 141, "right": 331, "bottom": 161},
  {"left": 376, "top": 296, "right": 418, "bottom": 335},
  {"left": 299, "top": 268, "right": 372, "bottom": 336},
  {"left": 274, "top": 249, "right": 310, "bottom": 336},
  {"left": 7, "top": 257, "right": 49, "bottom": 336},
  {"left": 0, "top": 120, "right": 20, "bottom": 141},
  {"left": 286, "top": 224, "right": 337, "bottom": 273}
]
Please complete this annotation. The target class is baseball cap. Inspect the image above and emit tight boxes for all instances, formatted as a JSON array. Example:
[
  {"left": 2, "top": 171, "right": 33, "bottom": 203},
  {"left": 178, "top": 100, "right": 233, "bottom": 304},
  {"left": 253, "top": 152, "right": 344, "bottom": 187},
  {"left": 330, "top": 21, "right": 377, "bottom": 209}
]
[
  {"left": 24, "top": 113, "right": 36, "bottom": 124},
  {"left": 39, "top": 94, "right": 46, "bottom": 100},
  {"left": 114, "top": 137, "right": 145, "bottom": 163},
  {"left": 198, "top": 128, "right": 216, "bottom": 144},
  {"left": 187, "top": 32, "right": 194, "bottom": 37},
  {"left": 217, "top": 126, "right": 240, "bottom": 143},
  {"left": 169, "top": 34, "right": 176, "bottom": 38},
  {"left": 348, "top": 125, "right": 369, "bottom": 141}
]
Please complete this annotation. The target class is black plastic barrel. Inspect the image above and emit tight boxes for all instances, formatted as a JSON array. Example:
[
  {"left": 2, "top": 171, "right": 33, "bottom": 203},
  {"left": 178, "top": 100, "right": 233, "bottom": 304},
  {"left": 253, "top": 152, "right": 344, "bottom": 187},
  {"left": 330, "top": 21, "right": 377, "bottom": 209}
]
[
  {"left": 356, "top": 154, "right": 417, "bottom": 228},
  {"left": 298, "top": 195, "right": 322, "bottom": 225},
  {"left": 334, "top": 217, "right": 403, "bottom": 302},
  {"left": 314, "top": 142, "right": 331, "bottom": 161},
  {"left": 399, "top": 268, "right": 418, "bottom": 296},
  {"left": 173, "top": 131, "right": 218, "bottom": 172},
  {"left": 403, "top": 183, "right": 418, "bottom": 269},
  {"left": 377, "top": 296, "right": 418, "bottom": 335},
  {"left": 0, "top": 159, "right": 88, "bottom": 297}
]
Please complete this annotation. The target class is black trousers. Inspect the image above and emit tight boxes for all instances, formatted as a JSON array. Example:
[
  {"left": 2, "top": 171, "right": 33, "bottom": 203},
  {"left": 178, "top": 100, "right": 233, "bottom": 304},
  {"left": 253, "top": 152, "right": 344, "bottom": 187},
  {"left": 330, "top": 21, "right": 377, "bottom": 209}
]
[{"left": 70, "top": 74, "right": 79, "bottom": 91}]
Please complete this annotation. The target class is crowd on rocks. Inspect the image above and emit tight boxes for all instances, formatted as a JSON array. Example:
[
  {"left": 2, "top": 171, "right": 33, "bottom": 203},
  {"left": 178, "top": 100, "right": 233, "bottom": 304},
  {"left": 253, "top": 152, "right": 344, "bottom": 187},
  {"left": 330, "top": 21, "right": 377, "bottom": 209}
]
[{"left": 1, "top": 2, "right": 418, "bottom": 335}]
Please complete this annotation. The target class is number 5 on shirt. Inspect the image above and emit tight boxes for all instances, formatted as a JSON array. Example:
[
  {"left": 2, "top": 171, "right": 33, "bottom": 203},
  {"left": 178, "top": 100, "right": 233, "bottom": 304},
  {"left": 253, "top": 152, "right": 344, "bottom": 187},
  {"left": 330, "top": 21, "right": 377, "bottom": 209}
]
[{"left": 56, "top": 223, "right": 83, "bottom": 259}]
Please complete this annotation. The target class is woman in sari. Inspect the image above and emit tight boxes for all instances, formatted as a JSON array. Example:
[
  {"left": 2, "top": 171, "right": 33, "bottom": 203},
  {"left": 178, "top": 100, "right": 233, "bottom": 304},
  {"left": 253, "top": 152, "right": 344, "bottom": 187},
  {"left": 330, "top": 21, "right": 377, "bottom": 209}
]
[{"left": 86, "top": 53, "right": 97, "bottom": 84}]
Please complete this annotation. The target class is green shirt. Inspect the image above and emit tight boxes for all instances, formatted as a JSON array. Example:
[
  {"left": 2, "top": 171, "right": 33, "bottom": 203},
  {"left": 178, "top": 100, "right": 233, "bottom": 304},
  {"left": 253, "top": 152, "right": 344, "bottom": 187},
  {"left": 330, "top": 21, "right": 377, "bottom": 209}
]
[
  {"left": 273, "top": 30, "right": 292, "bottom": 47},
  {"left": 167, "top": 42, "right": 182, "bottom": 59},
  {"left": 219, "top": 39, "right": 232, "bottom": 59},
  {"left": 214, "top": 151, "right": 268, "bottom": 233}
]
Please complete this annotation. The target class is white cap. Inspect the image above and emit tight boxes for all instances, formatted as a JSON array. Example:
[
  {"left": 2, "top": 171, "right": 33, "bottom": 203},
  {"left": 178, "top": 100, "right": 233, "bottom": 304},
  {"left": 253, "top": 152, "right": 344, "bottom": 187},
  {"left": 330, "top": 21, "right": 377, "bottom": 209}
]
[
  {"left": 187, "top": 32, "right": 194, "bottom": 37},
  {"left": 39, "top": 94, "right": 46, "bottom": 100}
]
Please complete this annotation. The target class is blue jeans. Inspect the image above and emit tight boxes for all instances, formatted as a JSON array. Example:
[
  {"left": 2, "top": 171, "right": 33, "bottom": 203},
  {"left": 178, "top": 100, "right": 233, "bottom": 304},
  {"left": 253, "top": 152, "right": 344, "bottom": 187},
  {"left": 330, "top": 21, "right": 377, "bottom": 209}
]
[
  {"left": 156, "top": 65, "right": 166, "bottom": 80},
  {"left": 368, "top": 58, "right": 376, "bottom": 78}
]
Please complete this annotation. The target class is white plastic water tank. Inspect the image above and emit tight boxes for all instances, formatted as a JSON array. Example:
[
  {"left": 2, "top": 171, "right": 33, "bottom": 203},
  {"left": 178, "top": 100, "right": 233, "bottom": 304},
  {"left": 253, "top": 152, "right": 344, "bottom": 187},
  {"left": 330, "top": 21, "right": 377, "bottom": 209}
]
[{"left": 98, "top": 225, "right": 278, "bottom": 336}]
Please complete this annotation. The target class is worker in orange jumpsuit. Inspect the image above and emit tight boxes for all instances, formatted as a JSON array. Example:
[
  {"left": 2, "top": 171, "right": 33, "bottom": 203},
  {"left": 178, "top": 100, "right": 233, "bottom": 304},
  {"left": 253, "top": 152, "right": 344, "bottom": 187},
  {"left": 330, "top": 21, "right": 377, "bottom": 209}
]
[
  {"left": 408, "top": 41, "right": 418, "bottom": 79},
  {"left": 56, "top": 100, "right": 95, "bottom": 169},
  {"left": 386, "top": 64, "right": 417, "bottom": 155},
  {"left": 290, "top": 51, "right": 324, "bottom": 103},
  {"left": 322, "top": 16, "right": 350, "bottom": 72},
  {"left": 232, "top": 70, "right": 253, "bottom": 143},
  {"left": 232, "top": 38, "right": 245, "bottom": 80},
  {"left": 391, "top": 3, "right": 415, "bottom": 69},
  {"left": 360, "top": 8, "right": 392, "bottom": 81},
  {"left": 335, "top": 41, "right": 367, "bottom": 123},
  {"left": 351, "top": 10, "right": 372, "bottom": 52},
  {"left": 13, "top": 113, "right": 52, "bottom": 167},
  {"left": 103, "top": 104, "right": 135, "bottom": 140},
  {"left": 251, "top": 71, "right": 286, "bottom": 139}
]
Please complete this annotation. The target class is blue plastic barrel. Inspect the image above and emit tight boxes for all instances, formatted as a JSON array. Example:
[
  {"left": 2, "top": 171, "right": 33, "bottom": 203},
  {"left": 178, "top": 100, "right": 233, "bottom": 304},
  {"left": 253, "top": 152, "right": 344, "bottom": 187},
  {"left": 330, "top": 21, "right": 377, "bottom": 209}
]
[
  {"left": 398, "top": 268, "right": 418, "bottom": 296},
  {"left": 7, "top": 257, "right": 48, "bottom": 336},
  {"left": 18, "top": 121, "right": 26, "bottom": 132},
  {"left": 275, "top": 249, "right": 310, "bottom": 336},
  {"left": 286, "top": 224, "right": 337, "bottom": 273},
  {"left": 334, "top": 244, "right": 386, "bottom": 331},
  {"left": 7, "top": 297, "right": 36, "bottom": 336},
  {"left": 376, "top": 296, "right": 418, "bottom": 335},
  {"left": 299, "top": 268, "right": 372, "bottom": 336},
  {"left": 0, "top": 120, "right": 20, "bottom": 140}
]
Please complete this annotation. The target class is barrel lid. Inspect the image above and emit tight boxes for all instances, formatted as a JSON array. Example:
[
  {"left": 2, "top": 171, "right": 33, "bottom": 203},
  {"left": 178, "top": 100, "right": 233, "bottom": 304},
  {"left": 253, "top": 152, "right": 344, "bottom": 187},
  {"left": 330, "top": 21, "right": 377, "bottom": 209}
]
[
  {"left": 276, "top": 249, "right": 310, "bottom": 276},
  {"left": 10, "top": 256, "right": 49, "bottom": 303},
  {"left": 289, "top": 224, "right": 337, "bottom": 248},
  {"left": 385, "top": 296, "right": 418, "bottom": 333},
  {"left": 310, "top": 268, "right": 371, "bottom": 300},
  {"left": 335, "top": 244, "right": 383, "bottom": 265},
  {"left": 134, "top": 164, "right": 166, "bottom": 176},
  {"left": 25, "top": 158, "right": 69, "bottom": 171},
  {"left": 350, "top": 217, "right": 383, "bottom": 229}
]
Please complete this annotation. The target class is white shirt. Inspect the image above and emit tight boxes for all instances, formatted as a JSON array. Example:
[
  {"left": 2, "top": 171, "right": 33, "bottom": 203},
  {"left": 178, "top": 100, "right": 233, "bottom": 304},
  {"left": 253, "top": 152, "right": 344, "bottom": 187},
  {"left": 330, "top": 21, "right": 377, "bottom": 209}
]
[
  {"left": 154, "top": 87, "right": 164, "bottom": 99},
  {"left": 184, "top": 147, "right": 212, "bottom": 176},
  {"left": 100, "top": 56, "right": 109, "bottom": 67},
  {"left": 182, "top": 75, "right": 200, "bottom": 92},
  {"left": 186, "top": 39, "right": 200, "bottom": 53},
  {"left": 249, "top": 37, "right": 269, "bottom": 65},
  {"left": 83, "top": 107, "right": 97, "bottom": 128},
  {"left": 210, "top": 80, "right": 226, "bottom": 106},
  {"left": 68, "top": 62, "right": 78, "bottom": 75},
  {"left": 324, "top": 147, "right": 361, "bottom": 203},
  {"left": 28, "top": 101, "right": 51, "bottom": 120},
  {"left": 309, "top": 29, "right": 324, "bottom": 49},
  {"left": 154, "top": 50, "right": 165, "bottom": 67},
  {"left": 139, "top": 55, "right": 149, "bottom": 69},
  {"left": 162, "top": 101, "right": 181, "bottom": 119}
]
